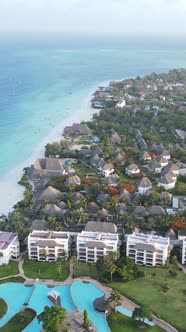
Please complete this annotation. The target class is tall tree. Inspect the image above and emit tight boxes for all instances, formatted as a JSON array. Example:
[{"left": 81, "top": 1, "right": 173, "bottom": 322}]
[
  {"left": 132, "top": 305, "right": 152, "bottom": 325},
  {"left": 108, "top": 290, "right": 122, "bottom": 308},
  {"left": 83, "top": 310, "right": 90, "bottom": 328},
  {"left": 56, "top": 260, "right": 63, "bottom": 278},
  {"left": 161, "top": 283, "right": 170, "bottom": 304},
  {"left": 103, "top": 252, "right": 119, "bottom": 281},
  {"left": 37, "top": 305, "right": 67, "bottom": 332},
  {"left": 151, "top": 272, "right": 159, "bottom": 285}
]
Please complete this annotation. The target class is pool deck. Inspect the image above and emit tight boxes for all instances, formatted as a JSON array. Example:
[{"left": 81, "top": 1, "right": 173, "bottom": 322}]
[{"left": 0, "top": 257, "right": 179, "bottom": 332}]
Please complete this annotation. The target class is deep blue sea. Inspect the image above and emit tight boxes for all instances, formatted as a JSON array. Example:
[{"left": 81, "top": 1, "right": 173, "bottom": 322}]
[{"left": 0, "top": 35, "right": 186, "bottom": 214}]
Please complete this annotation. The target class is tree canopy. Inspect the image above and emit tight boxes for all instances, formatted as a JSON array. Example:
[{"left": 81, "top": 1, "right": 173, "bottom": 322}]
[
  {"left": 37, "top": 305, "right": 67, "bottom": 332},
  {"left": 132, "top": 305, "right": 152, "bottom": 324}
]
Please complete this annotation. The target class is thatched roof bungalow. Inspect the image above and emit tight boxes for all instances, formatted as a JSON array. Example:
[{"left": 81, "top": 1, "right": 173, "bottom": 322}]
[
  {"left": 42, "top": 204, "right": 64, "bottom": 217},
  {"left": 38, "top": 186, "right": 62, "bottom": 202},
  {"left": 93, "top": 295, "right": 108, "bottom": 313}
]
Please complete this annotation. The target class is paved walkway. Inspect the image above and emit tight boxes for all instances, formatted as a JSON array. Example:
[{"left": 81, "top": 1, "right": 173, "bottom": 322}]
[{"left": 0, "top": 258, "right": 180, "bottom": 332}]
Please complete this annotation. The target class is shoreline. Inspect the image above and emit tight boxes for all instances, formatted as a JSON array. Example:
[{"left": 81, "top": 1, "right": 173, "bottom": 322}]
[{"left": 0, "top": 82, "right": 109, "bottom": 216}]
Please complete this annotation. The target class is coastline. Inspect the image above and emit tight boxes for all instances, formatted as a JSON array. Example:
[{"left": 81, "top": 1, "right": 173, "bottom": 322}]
[{"left": 0, "top": 83, "right": 107, "bottom": 216}]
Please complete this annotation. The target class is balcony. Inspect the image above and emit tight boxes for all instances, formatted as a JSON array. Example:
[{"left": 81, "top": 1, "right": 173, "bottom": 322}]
[
  {"left": 88, "top": 255, "right": 95, "bottom": 259},
  {"left": 48, "top": 258, "right": 56, "bottom": 262},
  {"left": 30, "top": 251, "right": 38, "bottom": 256},
  {"left": 146, "top": 258, "right": 153, "bottom": 262},
  {"left": 145, "top": 262, "right": 153, "bottom": 266},
  {"left": 87, "top": 258, "right": 95, "bottom": 262},
  {"left": 30, "top": 256, "right": 38, "bottom": 260},
  {"left": 136, "top": 261, "right": 143, "bottom": 265},
  {"left": 78, "top": 256, "right": 86, "bottom": 261},
  {"left": 146, "top": 254, "right": 153, "bottom": 258}
]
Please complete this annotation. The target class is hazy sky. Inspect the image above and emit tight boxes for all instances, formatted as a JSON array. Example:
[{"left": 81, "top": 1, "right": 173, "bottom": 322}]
[{"left": 0, "top": 0, "right": 186, "bottom": 36}]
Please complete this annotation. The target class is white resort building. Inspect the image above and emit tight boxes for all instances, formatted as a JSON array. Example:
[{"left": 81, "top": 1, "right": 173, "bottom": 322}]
[
  {"left": 0, "top": 232, "right": 20, "bottom": 265},
  {"left": 181, "top": 239, "right": 186, "bottom": 265},
  {"left": 28, "top": 230, "right": 70, "bottom": 262},
  {"left": 178, "top": 230, "right": 186, "bottom": 265},
  {"left": 126, "top": 232, "right": 171, "bottom": 267},
  {"left": 77, "top": 221, "right": 119, "bottom": 263}
]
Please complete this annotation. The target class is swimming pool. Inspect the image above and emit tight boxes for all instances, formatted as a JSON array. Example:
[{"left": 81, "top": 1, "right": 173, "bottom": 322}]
[
  {"left": 0, "top": 283, "right": 75, "bottom": 332},
  {"left": 0, "top": 281, "right": 154, "bottom": 332},
  {"left": 71, "top": 281, "right": 111, "bottom": 332},
  {"left": 116, "top": 305, "right": 155, "bottom": 326}
]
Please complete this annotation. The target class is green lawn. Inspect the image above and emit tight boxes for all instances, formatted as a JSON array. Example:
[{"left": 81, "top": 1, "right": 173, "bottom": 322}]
[
  {"left": 74, "top": 262, "right": 99, "bottom": 279},
  {"left": 0, "top": 277, "right": 25, "bottom": 285},
  {"left": 0, "top": 299, "right": 7, "bottom": 319},
  {"left": 23, "top": 259, "right": 69, "bottom": 281},
  {"left": 0, "top": 308, "right": 36, "bottom": 332},
  {"left": 0, "top": 261, "right": 19, "bottom": 278},
  {"left": 107, "top": 265, "right": 186, "bottom": 332},
  {"left": 107, "top": 313, "right": 164, "bottom": 332}
]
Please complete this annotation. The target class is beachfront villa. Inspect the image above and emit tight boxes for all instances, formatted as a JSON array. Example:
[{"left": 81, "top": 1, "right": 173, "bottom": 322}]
[
  {"left": 63, "top": 123, "right": 93, "bottom": 137},
  {"left": 125, "top": 164, "right": 140, "bottom": 176},
  {"left": 28, "top": 230, "right": 70, "bottom": 262},
  {"left": 31, "top": 158, "right": 66, "bottom": 178},
  {"left": 157, "top": 174, "right": 176, "bottom": 190},
  {"left": 0, "top": 232, "right": 20, "bottom": 265},
  {"left": 77, "top": 221, "right": 119, "bottom": 263},
  {"left": 126, "top": 232, "right": 171, "bottom": 266},
  {"left": 138, "top": 177, "right": 152, "bottom": 194}
]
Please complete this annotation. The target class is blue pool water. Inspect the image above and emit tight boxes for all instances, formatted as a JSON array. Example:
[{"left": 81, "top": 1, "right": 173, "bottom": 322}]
[
  {"left": 0, "top": 283, "right": 32, "bottom": 327},
  {"left": 0, "top": 281, "right": 156, "bottom": 331},
  {"left": 71, "top": 281, "right": 111, "bottom": 332},
  {"left": 0, "top": 283, "right": 75, "bottom": 332}
]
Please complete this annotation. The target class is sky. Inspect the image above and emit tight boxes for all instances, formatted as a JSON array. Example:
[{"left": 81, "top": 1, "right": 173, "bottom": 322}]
[{"left": 0, "top": 0, "right": 186, "bottom": 36}]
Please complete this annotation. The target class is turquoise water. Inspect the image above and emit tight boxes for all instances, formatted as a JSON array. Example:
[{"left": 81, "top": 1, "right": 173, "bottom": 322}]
[
  {"left": 0, "top": 283, "right": 32, "bottom": 327},
  {"left": 71, "top": 280, "right": 110, "bottom": 332},
  {"left": 1, "top": 36, "right": 186, "bottom": 213},
  {"left": 116, "top": 305, "right": 155, "bottom": 326},
  {"left": 0, "top": 281, "right": 159, "bottom": 331},
  {"left": 0, "top": 283, "right": 75, "bottom": 331}
]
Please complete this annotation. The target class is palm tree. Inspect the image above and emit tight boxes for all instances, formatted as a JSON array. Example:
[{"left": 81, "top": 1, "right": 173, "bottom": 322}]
[
  {"left": 151, "top": 272, "right": 159, "bottom": 285},
  {"left": 108, "top": 291, "right": 122, "bottom": 308},
  {"left": 71, "top": 255, "right": 77, "bottom": 276},
  {"left": 132, "top": 305, "right": 152, "bottom": 325},
  {"left": 56, "top": 260, "right": 63, "bottom": 278},
  {"left": 161, "top": 282, "right": 170, "bottom": 304}
]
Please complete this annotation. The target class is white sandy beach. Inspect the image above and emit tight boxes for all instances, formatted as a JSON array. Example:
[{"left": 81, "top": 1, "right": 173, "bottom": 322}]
[{"left": 0, "top": 88, "right": 102, "bottom": 216}]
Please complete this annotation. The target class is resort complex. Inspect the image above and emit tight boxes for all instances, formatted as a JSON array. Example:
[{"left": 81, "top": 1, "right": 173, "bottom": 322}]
[{"left": 0, "top": 69, "right": 186, "bottom": 332}]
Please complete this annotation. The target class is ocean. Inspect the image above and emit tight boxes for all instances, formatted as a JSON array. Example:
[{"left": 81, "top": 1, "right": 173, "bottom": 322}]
[{"left": 0, "top": 35, "right": 186, "bottom": 214}]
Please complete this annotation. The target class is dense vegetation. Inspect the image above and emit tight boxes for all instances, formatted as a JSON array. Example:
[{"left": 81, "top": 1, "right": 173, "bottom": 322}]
[
  {"left": 0, "top": 308, "right": 36, "bottom": 332},
  {"left": 0, "top": 299, "right": 7, "bottom": 320}
]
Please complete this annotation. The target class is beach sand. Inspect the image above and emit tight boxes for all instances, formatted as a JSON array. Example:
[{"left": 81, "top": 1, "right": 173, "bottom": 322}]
[{"left": 0, "top": 92, "right": 99, "bottom": 216}]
